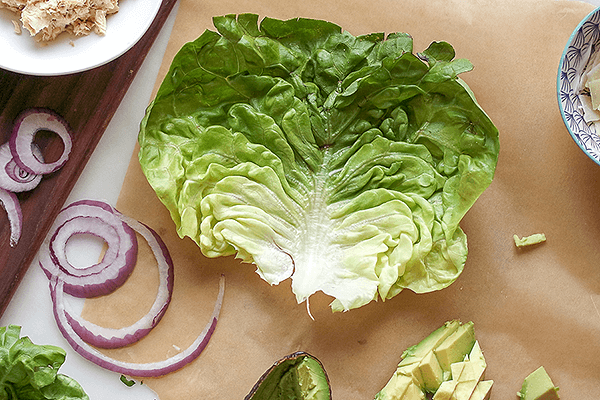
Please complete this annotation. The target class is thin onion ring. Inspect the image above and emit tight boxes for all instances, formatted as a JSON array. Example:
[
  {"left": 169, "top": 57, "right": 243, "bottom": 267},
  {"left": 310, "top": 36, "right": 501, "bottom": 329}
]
[
  {"left": 50, "top": 274, "right": 224, "bottom": 377},
  {"left": 9, "top": 108, "right": 72, "bottom": 175},
  {"left": 39, "top": 200, "right": 138, "bottom": 298},
  {"left": 0, "top": 108, "right": 71, "bottom": 248},
  {"left": 63, "top": 214, "right": 174, "bottom": 349},
  {"left": 0, "top": 188, "right": 22, "bottom": 247},
  {"left": 0, "top": 142, "right": 43, "bottom": 192},
  {"left": 41, "top": 199, "right": 224, "bottom": 376}
]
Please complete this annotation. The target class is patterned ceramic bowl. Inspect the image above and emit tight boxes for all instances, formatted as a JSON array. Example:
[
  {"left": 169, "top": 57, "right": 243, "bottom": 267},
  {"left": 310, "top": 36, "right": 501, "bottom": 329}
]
[{"left": 558, "top": 6, "right": 600, "bottom": 166}]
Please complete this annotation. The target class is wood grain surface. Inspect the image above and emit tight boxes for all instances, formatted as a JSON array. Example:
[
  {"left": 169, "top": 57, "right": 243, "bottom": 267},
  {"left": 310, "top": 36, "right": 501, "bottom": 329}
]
[{"left": 0, "top": 0, "right": 178, "bottom": 317}]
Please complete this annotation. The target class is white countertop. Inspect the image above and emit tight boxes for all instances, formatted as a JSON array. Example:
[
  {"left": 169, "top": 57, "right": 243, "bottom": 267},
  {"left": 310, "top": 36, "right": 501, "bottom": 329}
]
[{"left": 1, "top": 1, "right": 600, "bottom": 399}]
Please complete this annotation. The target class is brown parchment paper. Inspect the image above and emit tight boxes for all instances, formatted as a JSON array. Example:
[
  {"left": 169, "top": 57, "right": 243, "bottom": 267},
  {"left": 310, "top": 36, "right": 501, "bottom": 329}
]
[{"left": 82, "top": 0, "right": 600, "bottom": 399}]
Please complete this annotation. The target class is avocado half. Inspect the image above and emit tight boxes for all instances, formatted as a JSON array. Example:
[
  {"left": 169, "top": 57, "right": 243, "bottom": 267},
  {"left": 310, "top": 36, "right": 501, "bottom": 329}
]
[{"left": 245, "top": 352, "right": 332, "bottom": 400}]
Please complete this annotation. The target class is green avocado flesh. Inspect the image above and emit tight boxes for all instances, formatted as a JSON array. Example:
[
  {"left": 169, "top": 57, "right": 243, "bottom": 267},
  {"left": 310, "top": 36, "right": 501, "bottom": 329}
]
[
  {"left": 246, "top": 352, "right": 331, "bottom": 400},
  {"left": 376, "top": 320, "right": 493, "bottom": 400},
  {"left": 518, "top": 367, "right": 559, "bottom": 400}
]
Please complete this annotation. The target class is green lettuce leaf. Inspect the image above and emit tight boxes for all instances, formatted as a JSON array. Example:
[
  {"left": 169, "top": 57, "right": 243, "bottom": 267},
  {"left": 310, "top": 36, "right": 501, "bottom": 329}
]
[
  {"left": 138, "top": 14, "right": 499, "bottom": 312},
  {"left": 0, "top": 325, "right": 89, "bottom": 400}
]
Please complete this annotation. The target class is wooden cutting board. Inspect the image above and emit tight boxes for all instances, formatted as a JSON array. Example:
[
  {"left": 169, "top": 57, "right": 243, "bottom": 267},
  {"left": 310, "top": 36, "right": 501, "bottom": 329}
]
[{"left": 0, "top": 0, "right": 178, "bottom": 317}]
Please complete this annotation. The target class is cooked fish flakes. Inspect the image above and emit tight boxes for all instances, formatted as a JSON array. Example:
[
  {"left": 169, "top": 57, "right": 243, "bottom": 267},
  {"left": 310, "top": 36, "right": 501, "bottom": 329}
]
[{"left": 0, "top": 0, "right": 119, "bottom": 41}]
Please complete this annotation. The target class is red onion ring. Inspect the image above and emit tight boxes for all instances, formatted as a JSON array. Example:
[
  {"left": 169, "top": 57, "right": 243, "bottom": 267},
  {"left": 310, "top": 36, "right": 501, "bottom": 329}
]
[
  {"left": 50, "top": 274, "right": 224, "bottom": 377},
  {"left": 63, "top": 213, "right": 173, "bottom": 349},
  {"left": 0, "top": 108, "right": 72, "bottom": 248},
  {"left": 0, "top": 188, "right": 22, "bottom": 247},
  {"left": 0, "top": 142, "right": 43, "bottom": 192},
  {"left": 41, "top": 199, "right": 224, "bottom": 376},
  {"left": 9, "top": 108, "right": 72, "bottom": 175},
  {"left": 39, "top": 200, "right": 138, "bottom": 298}
]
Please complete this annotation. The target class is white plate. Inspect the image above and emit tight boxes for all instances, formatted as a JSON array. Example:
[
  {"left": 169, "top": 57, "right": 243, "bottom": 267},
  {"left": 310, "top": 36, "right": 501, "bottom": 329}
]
[{"left": 0, "top": 0, "right": 162, "bottom": 76}]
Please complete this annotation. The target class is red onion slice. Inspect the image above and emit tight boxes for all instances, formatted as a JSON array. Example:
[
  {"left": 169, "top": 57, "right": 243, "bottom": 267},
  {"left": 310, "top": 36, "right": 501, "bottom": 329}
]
[
  {"left": 0, "top": 188, "right": 22, "bottom": 247},
  {"left": 9, "top": 108, "right": 72, "bottom": 175},
  {"left": 63, "top": 214, "right": 174, "bottom": 349},
  {"left": 0, "top": 143, "right": 43, "bottom": 192},
  {"left": 41, "top": 199, "right": 224, "bottom": 376},
  {"left": 39, "top": 200, "right": 138, "bottom": 298},
  {"left": 50, "top": 274, "right": 224, "bottom": 377}
]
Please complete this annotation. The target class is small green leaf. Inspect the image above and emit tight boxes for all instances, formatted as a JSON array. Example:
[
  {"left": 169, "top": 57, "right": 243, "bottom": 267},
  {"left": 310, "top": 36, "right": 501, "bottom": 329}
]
[{"left": 120, "top": 375, "right": 136, "bottom": 387}]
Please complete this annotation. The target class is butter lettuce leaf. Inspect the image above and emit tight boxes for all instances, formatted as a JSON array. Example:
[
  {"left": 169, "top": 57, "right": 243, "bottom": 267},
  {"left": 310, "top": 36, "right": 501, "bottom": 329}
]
[
  {"left": 0, "top": 325, "right": 89, "bottom": 400},
  {"left": 138, "top": 14, "right": 499, "bottom": 311}
]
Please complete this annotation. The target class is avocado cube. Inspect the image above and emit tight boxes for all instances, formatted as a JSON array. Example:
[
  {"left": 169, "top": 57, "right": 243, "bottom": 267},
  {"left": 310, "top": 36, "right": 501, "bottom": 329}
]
[
  {"left": 469, "top": 380, "right": 493, "bottom": 400},
  {"left": 395, "top": 362, "right": 424, "bottom": 387},
  {"left": 517, "top": 367, "right": 560, "bottom": 400},
  {"left": 432, "top": 361, "right": 466, "bottom": 400},
  {"left": 418, "top": 350, "right": 444, "bottom": 392},
  {"left": 432, "top": 378, "right": 459, "bottom": 400},
  {"left": 450, "top": 342, "right": 488, "bottom": 400},
  {"left": 467, "top": 342, "right": 486, "bottom": 373},
  {"left": 434, "top": 322, "right": 475, "bottom": 373},
  {"left": 375, "top": 371, "right": 415, "bottom": 400},
  {"left": 403, "top": 381, "right": 426, "bottom": 400},
  {"left": 431, "top": 341, "right": 491, "bottom": 400},
  {"left": 399, "top": 320, "right": 461, "bottom": 367}
]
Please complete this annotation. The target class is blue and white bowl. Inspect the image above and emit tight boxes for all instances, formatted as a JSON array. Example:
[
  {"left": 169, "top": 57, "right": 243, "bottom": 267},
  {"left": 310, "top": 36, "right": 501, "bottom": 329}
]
[{"left": 558, "top": 6, "right": 600, "bottom": 166}]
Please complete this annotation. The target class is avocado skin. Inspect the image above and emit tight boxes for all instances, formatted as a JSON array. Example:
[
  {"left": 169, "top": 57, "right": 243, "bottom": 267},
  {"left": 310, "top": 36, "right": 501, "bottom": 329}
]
[{"left": 245, "top": 352, "right": 331, "bottom": 400}]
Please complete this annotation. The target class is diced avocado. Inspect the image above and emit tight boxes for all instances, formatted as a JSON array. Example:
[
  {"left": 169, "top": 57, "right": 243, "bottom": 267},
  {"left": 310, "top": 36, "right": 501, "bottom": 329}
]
[
  {"left": 450, "top": 360, "right": 469, "bottom": 381},
  {"left": 399, "top": 321, "right": 461, "bottom": 367},
  {"left": 469, "top": 380, "right": 493, "bottom": 400},
  {"left": 453, "top": 374, "right": 478, "bottom": 399},
  {"left": 375, "top": 372, "right": 414, "bottom": 400},
  {"left": 245, "top": 352, "right": 331, "bottom": 400},
  {"left": 434, "top": 322, "right": 476, "bottom": 373},
  {"left": 402, "top": 381, "right": 426, "bottom": 400},
  {"left": 432, "top": 361, "right": 466, "bottom": 400},
  {"left": 452, "top": 342, "right": 487, "bottom": 400},
  {"left": 513, "top": 233, "right": 546, "bottom": 248},
  {"left": 395, "top": 363, "right": 423, "bottom": 385},
  {"left": 517, "top": 366, "right": 560, "bottom": 400},
  {"left": 467, "top": 341, "right": 486, "bottom": 373},
  {"left": 432, "top": 377, "right": 459, "bottom": 400},
  {"left": 417, "top": 350, "right": 444, "bottom": 392},
  {"left": 375, "top": 321, "right": 486, "bottom": 400},
  {"left": 397, "top": 320, "right": 461, "bottom": 390},
  {"left": 431, "top": 341, "right": 490, "bottom": 400}
]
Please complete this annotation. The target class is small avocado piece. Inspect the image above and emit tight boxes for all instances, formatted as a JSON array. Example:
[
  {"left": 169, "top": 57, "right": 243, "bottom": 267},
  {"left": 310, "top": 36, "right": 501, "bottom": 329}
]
[
  {"left": 453, "top": 342, "right": 487, "bottom": 399},
  {"left": 245, "top": 352, "right": 331, "bottom": 400},
  {"left": 375, "top": 368, "right": 424, "bottom": 400},
  {"left": 432, "top": 341, "right": 490, "bottom": 400},
  {"left": 517, "top": 366, "right": 560, "bottom": 400},
  {"left": 432, "top": 377, "right": 460, "bottom": 400},
  {"left": 434, "top": 322, "right": 476, "bottom": 374},
  {"left": 469, "top": 380, "right": 493, "bottom": 400},
  {"left": 513, "top": 233, "right": 546, "bottom": 248},
  {"left": 375, "top": 321, "right": 482, "bottom": 400},
  {"left": 417, "top": 350, "right": 444, "bottom": 392},
  {"left": 399, "top": 321, "right": 461, "bottom": 368},
  {"left": 396, "top": 320, "right": 461, "bottom": 390},
  {"left": 403, "top": 381, "right": 426, "bottom": 400}
]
